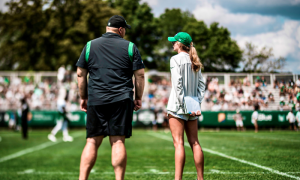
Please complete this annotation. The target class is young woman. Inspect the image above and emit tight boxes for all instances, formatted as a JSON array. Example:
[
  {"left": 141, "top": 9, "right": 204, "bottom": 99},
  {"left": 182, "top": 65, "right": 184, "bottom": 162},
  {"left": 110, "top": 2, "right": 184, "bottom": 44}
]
[{"left": 167, "top": 32, "right": 205, "bottom": 180}]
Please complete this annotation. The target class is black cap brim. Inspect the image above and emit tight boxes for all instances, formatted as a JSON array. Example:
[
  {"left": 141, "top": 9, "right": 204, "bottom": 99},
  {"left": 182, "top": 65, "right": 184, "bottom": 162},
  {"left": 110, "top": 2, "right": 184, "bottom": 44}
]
[{"left": 126, "top": 24, "right": 131, "bottom": 29}]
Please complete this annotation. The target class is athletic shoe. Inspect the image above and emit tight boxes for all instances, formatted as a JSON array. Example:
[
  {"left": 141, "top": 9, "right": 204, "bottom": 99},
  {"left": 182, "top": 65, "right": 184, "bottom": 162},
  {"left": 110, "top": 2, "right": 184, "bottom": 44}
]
[
  {"left": 63, "top": 136, "right": 73, "bottom": 142},
  {"left": 48, "top": 134, "right": 57, "bottom": 142}
]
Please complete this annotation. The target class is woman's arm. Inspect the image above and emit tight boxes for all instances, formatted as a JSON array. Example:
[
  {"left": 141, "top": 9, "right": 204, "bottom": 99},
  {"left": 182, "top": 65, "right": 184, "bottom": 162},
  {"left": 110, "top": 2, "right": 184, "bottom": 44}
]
[
  {"left": 197, "top": 70, "right": 205, "bottom": 104},
  {"left": 170, "top": 58, "right": 184, "bottom": 106}
]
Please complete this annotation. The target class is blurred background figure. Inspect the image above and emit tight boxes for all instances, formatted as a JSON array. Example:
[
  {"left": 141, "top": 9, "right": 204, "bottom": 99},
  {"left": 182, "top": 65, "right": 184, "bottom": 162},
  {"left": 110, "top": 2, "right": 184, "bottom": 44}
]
[
  {"left": 20, "top": 96, "right": 29, "bottom": 139},
  {"left": 57, "top": 65, "right": 66, "bottom": 85},
  {"left": 48, "top": 73, "right": 73, "bottom": 142},
  {"left": 252, "top": 104, "right": 259, "bottom": 133},
  {"left": 296, "top": 77, "right": 300, "bottom": 88},
  {"left": 286, "top": 109, "right": 297, "bottom": 131},
  {"left": 296, "top": 108, "right": 300, "bottom": 131},
  {"left": 233, "top": 109, "right": 244, "bottom": 131}
]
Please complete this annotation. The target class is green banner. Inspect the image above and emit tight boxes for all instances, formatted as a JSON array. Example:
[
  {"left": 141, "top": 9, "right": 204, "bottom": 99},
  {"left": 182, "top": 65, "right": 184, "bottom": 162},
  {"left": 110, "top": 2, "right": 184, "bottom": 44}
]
[
  {"left": 198, "top": 111, "right": 291, "bottom": 127},
  {"left": 1, "top": 110, "right": 294, "bottom": 128},
  {"left": 28, "top": 111, "right": 86, "bottom": 127}
]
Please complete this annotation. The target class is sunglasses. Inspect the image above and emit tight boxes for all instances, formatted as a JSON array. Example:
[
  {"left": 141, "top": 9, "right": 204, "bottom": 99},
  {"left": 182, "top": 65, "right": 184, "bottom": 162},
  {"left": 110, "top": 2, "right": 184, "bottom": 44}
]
[{"left": 171, "top": 41, "right": 177, "bottom": 46}]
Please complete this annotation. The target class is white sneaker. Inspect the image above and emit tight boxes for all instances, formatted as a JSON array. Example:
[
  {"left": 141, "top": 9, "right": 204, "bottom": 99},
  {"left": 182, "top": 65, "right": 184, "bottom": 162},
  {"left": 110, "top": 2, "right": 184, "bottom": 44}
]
[
  {"left": 48, "top": 134, "right": 57, "bottom": 142},
  {"left": 63, "top": 136, "right": 73, "bottom": 142}
]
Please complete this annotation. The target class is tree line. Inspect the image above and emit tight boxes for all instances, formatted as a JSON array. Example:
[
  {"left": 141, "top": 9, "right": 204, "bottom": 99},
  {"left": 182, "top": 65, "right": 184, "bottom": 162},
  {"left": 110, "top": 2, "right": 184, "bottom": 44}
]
[{"left": 0, "top": 0, "right": 285, "bottom": 72}]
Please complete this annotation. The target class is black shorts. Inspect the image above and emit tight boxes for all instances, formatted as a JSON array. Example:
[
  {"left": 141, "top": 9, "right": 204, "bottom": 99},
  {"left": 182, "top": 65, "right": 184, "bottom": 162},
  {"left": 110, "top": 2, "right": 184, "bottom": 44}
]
[{"left": 86, "top": 99, "right": 134, "bottom": 138}]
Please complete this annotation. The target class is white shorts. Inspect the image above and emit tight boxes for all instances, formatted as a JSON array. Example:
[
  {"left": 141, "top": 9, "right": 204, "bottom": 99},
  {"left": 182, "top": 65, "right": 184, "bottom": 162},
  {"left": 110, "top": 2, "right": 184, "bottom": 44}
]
[
  {"left": 251, "top": 119, "right": 256, "bottom": 124},
  {"left": 236, "top": 120, "right": 243, "bottom": 127},
  {"left": 167, "top": 111, "right": 198, "bottom": 121}
]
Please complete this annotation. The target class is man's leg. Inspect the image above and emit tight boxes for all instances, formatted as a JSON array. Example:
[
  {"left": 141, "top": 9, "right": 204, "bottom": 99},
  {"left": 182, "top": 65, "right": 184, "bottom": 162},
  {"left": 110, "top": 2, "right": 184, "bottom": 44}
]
[
  {"left": 109, "top": 136, "right": 126, "bottom": 180},
  {"left": 51, "top": 120, "right": 63, "bottom": 136},
  {"left": 169, "top": 116, "right": 185, "bottom": 180},
  {"left": 79, "top": 136, "right": 104, "bottom": 180}
]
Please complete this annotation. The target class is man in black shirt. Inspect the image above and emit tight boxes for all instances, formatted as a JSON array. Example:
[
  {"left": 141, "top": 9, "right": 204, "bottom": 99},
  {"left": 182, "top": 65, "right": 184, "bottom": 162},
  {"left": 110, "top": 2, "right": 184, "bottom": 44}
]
[{"left": 76, "top": 15, "right": 145, "bottom": 180}]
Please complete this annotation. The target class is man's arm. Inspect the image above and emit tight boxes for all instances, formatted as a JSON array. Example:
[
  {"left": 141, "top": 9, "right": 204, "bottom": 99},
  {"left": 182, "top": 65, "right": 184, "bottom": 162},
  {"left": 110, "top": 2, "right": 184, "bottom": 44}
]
[
  {"left": 77, "top": 67, "right": 88, "bottom": 112},
  {"left": 133, "top": 68, "right": 145, "bottom": 111}
]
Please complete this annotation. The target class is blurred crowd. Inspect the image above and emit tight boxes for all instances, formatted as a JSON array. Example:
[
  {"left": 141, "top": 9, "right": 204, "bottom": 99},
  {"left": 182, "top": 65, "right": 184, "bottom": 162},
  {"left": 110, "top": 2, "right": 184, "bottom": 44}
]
[
  {"left": 1, "top": 69, "right": 299, "bottom": 114},
  {"left": 141, "top": 78, "right": 171, "bottom": 125},
  {"left": 203, "top": 76, "right": 273, "bottom": 111},
  {"left": 274, "top": 77, "right": 300, "bottom": 111},
  {"left": 203, "top": 76, "right": 300, "bottom": 111},
  {"left": 142, "top": 75, "right": 300, "bottom": 114},
  {"left": 0, "top": 66, "right": 80, "bottom": 112}
]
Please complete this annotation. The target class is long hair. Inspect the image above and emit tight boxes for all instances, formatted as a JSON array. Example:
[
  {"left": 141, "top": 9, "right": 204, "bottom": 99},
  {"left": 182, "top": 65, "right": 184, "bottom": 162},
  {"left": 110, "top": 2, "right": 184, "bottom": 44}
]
[{"left": 178, "top": 42, "right": 203, "bottom": 72}]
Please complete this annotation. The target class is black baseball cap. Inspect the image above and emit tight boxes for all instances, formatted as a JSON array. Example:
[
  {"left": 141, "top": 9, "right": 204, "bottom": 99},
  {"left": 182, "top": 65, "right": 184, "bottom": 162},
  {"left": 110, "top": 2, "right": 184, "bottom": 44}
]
[{"left": 107, "top": 15, "right": 131, "bottom": 29}]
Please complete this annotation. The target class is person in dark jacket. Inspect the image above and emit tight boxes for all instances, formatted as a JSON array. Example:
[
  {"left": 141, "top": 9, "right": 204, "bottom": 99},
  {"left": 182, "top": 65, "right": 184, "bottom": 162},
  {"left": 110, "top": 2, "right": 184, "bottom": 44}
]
[{"left": 20, "top": 97, "right": 29, "bottom": 139}]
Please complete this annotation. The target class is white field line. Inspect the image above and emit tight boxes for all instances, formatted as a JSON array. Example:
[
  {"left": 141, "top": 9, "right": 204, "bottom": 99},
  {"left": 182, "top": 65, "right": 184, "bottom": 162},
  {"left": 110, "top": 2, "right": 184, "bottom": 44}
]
[
  {"left": 248, "top": 136, "right": 300, "bottom": 143},
  {"left": 0, "top": 171, "right": 297, "bottom": 175},
  {"left": 200, "top": 134, "right": 300, "bottom": 143},
  {"left": 149, "top": 133, "right": 300, "bottom": 180},
  {"left": 0, "top": 133, "right": 83, "bottom": 163}
]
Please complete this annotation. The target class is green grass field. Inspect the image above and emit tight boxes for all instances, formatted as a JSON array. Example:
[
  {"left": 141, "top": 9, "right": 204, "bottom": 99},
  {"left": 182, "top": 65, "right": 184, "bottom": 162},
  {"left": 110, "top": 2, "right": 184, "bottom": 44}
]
[{"left": 0, "top": 129, "right": 300, "bottom": 180}]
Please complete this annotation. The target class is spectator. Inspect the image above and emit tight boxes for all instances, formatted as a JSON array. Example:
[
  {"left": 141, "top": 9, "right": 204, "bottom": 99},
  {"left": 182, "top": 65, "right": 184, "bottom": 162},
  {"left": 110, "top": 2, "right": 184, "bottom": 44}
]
[
  {"left": 57, "top": 65, "right": 66, "bottom": 83},
  {"left": 211, "top": 101, "right": 222, "bottom": 111},
  {"left": 297, "top": 92, "right": 300, "bottom": 103},
  {"left": 251, "top": 104, "right": 259, "bottom": 133},
  {"left": 296, "top": 108, "right": 300, "bottom": 129},
  {"left": 261, "top": 76, "right": 267, "bottom": 87},
  {"left": 229, "top": 79, "right": 235, "bottom": 87},
  {"left": 268, "top": 92, "right": 275, "bottom": 102},
  {"left": 20, "top": 96, "right": 30, "bottom": 139},
  {"left": 205, "top": 77, "right": 211, "bottom": 90},
  {"left": 243, "top": 77, "right": 250, "bottom": 86},
  {"left": 288, "top": 79, "right": 295, "bottom": 94},
  {"left": 233, "top": 109, "right": 244, "bottom": 131},
  {"left": 273, "top": 79, "right": 279, "bottom": 89},
  {"left": 237, "top": 86, "right": 244, "bottom": 98},
  {"left": 279, "top": 82, "right": 286, "bottom": 96},
  {"left": 286, "top": 109, "right": 297, "bottom": 131},
  {"left": 296, "top": 77, "right": 300, "bottom": 88},
  {"left": 279, "top": 97, "right": 286, "bottom": 111},
  {"left": 288, "top": 99, "right": 296, "bottom": 111}
]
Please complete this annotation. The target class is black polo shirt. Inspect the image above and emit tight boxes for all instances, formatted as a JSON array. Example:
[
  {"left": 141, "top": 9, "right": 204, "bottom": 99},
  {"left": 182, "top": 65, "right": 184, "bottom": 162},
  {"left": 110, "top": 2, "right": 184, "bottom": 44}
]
[{"left": 76, "top": 32, "right": 145, "bottom": 106}]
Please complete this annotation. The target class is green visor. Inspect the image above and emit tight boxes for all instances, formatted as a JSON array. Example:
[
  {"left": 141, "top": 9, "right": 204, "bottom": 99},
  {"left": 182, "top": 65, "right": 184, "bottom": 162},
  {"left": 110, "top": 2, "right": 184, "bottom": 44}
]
[{"left": 168, "top": 37, "right": 177, "bottom": 42}]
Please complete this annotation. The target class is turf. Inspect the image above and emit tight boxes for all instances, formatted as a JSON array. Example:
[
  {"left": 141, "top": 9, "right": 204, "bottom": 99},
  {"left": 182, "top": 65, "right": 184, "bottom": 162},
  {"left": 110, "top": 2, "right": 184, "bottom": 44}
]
[{"left": 0, "top": 129, "right": 299, "bottom": 180}]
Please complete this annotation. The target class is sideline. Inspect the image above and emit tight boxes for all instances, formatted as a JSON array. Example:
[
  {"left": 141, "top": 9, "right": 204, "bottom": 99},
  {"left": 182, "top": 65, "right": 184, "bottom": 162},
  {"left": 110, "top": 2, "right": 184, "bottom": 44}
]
[
  {"left": 0, "top": 133, "right": 83, "bottom": 163},
  {"left": 0, "top": 170, "right": 298, "bottom": 175},
  {"left": 149, "top": 133, "right": 300, "bottom": 180},
  {"left": 201, "top": 133, "right": 300, "bottom": 143}
]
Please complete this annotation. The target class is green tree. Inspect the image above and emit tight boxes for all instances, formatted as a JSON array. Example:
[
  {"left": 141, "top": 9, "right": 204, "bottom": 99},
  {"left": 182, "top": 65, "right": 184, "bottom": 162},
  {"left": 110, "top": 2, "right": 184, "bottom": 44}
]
[
  {"left": 152, "top": 9, "right": 243, "bottom": 72},
  {"left": 242, "top": 42, "right": 286, "bottom": 72},
  {"left": 184, "top": 22, "right": 243, "bottom": 72},
  {"left": 0, "top": 0, "right": 117, "bottom": 71},
  {"left": 152, "top": 9, "right": 194, "bottom": 71}
]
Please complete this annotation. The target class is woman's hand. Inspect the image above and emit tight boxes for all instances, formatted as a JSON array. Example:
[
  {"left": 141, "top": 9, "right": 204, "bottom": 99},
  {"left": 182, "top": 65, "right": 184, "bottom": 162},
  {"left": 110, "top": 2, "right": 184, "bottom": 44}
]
[{"left": 189, "top": 110, "right": 201, "bottom": 117}]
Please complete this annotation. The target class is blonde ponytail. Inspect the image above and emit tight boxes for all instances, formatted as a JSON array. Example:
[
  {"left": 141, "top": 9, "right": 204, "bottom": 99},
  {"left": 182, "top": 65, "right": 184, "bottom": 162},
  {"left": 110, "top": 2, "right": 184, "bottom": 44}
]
[
  {"left": 178, "top": 42, "right": 203, "bottom": 72},
  {"left": 189, "top": 42, "right": 202, "bottom": 72}
]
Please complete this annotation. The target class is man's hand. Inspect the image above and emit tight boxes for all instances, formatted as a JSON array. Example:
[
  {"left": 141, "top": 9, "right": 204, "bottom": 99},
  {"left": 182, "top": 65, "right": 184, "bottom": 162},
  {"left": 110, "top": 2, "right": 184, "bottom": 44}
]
[
  {"left": 80, "top": 99, "right": 88, "bottom": 112},
  {"left": 134, "top": 100, "right": 142, "bottom": 111},
  {"left": 189, "top": 110, "right": 201, "bottom": 117}
]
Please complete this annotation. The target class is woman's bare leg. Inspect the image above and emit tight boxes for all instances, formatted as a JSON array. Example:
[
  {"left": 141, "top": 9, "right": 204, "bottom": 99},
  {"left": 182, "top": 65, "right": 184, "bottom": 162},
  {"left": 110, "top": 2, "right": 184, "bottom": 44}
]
[
  {"left": 169, "top": 116, "right": 185, "bottom": 180},
  {"left": 254, "top": 122, "right": 258, "bottom": 133},
  {"left": 185, "top": 119, "right": 204, "bottom": 180}
]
